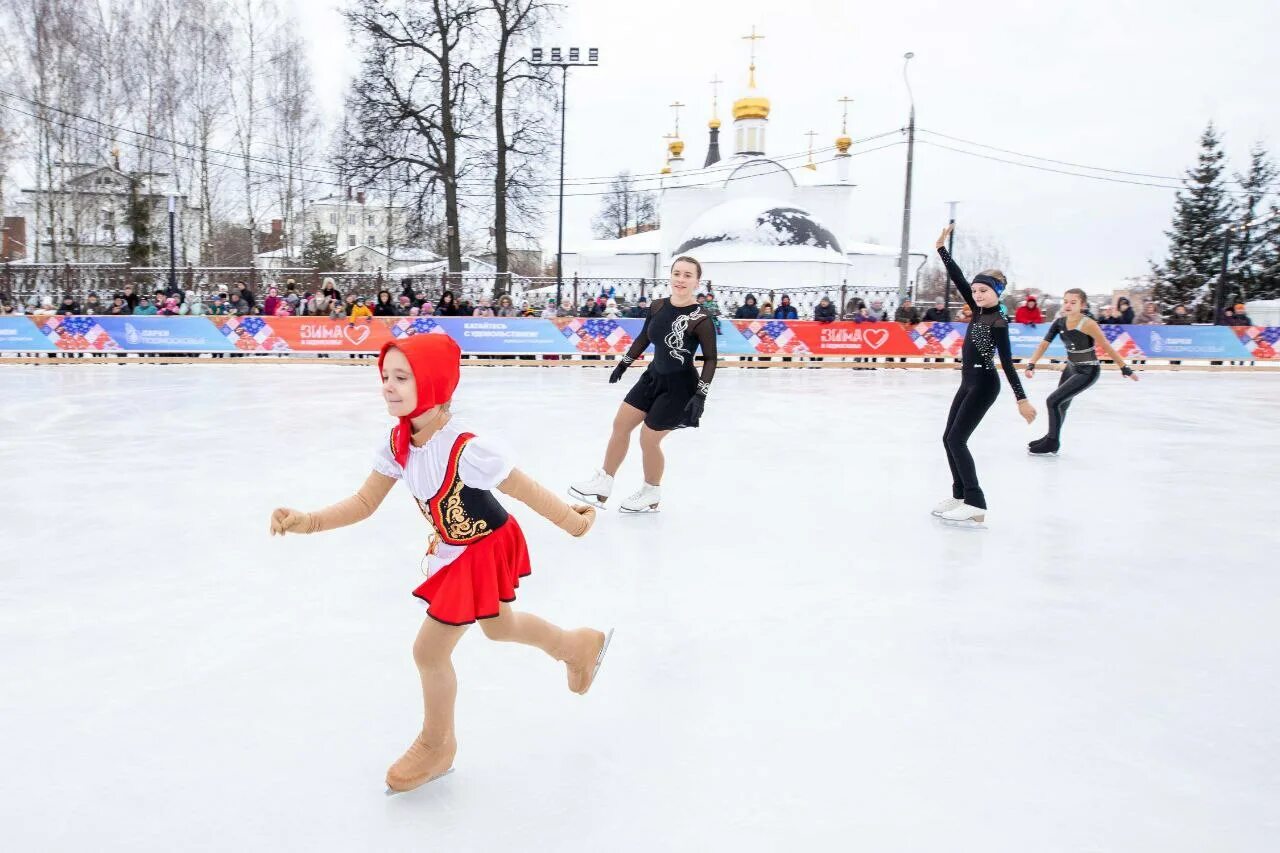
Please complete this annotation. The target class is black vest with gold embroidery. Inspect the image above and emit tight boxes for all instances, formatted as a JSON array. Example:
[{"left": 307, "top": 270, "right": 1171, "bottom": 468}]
[{"left": 394, "top": 430, "right": 509, "bottom": 546}]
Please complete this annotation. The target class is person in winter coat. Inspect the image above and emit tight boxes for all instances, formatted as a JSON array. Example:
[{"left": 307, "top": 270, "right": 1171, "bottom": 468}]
[
  {"left": 437, "top": 292, "right": 460, "bottom": 316},
  {"left": 308, "top": 290, "right": 332, "bottom": 317},
  {"left": 208, "top": 295, "right": 230, "bottom": 316},
  {"left": 774, "top": 295, "right": 799, "bottom": 320},
  {"left": 350, "top": 297, "right": 373, "bottom": 319},
  {"left": 283, "top": 281, "right": 302, "bottom": 315},
  {"left": 56, "top": 294, "right": 81, "bottom": 315},
  {"left": 814, "top": 296, "right": 838, "bottom": 323},
  {"left": 867, "top": 300, "right": 888, "bottom": 321},
  {"left": 82, "top": 292, "right": 104, "bottom": 314},
  {"left": 496, "top": 295, "right": 518, "bottom": 317},
  {"left": 1167, "top": 304, "right": 1192, "bottom": 325},
  {"left": 181, "top": 294, "right": 208, "bottom": 316},
  {"left": 1114, "top": 297, "right": 1135, "bottom": 324},
  {"left": 420, "top": 300, "right": 435, "bottom": 317},
  {"left": 1014, "top": 295, "right": 1044, "bottom": 324},
  {"left": 923, "top": 297, "right": 949, "bottom": 322},
  {"left": 700, "top": 292, "right": 723, "bottom": 333},
  {"left": 133, "top": 297, "right": 158, "bottom": 316},
  {"left": 121, "top": 283, "right": 140, "bottom": 311},
  {"left": 557, "top": 298, "right": 575, "bottom": 318},
  {"left": 603, "top": 298, "right": 622, "bottom": 319},
  {"left": 758, "top": 301, "right": 775, "bottom": 319},
  {"left": 894, "top": 299, "right": 921, "bottom": 325},
  {"left": 734, "top": 294, "right": 760, "bottom": 320},
  {"left": 109, "top": 294, "right": 131, "bottom": 315},
  {"left": 263, "top": 285, "right": 282, "bottom": 317},
  {"left": 321, "top": 278, "right": 342, "bottom": 304},
  {"left": 540, "top": 301, "right": 557, "bottom": 319},
  {"left": 474, "top": 298, "right": 496, "bottom": 318},
  {"left": 373, "top": 290, "right": 398, "bottom": 317},
  {"left": 395, "top": 295, "right": 413, "bottom": 316},
  {"left": 458, "top": 299, "right": 475, "bottom": 316},
  {"left": 328, "top": 301, "right": 346, "bottom": 320},
  {"left": 853, "top": 306, "right": 878, "bottom": 323},
  {"left": 158, "top": 297, "right": 181, "bottom": 316},
  {"left": 625, "top": 297, "right": 649, "bottom": 319},
  {"left": 1231, "top": 303, "right": 1252, "bottom": 325},
  {"left": 1134, "top": 300, "right": 1162, "bottom": 325}
]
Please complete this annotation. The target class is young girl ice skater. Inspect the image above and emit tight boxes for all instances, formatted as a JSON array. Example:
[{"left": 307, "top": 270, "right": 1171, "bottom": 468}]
[
  {"left": 270, "top": 335, "right": 612, "bottom": 794},
  {"left": 1023, "top": 288, "right": 1138, "bottom": 456},
  {"left": 568, "top": 256, "right": 717, "bottom": 513},
  {"left": 932, "top": 224, "right": 1037, "bottom": 526}
]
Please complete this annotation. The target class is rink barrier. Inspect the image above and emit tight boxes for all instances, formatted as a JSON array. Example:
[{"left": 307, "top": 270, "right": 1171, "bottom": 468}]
[{"left": 0, "top": 316, "right": 1276, "bottom": 361}]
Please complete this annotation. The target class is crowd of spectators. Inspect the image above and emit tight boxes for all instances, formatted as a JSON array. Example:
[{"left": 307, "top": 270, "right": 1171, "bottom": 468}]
[{"left": 0, "top": 280, "right": 1262, "bottom": 330}]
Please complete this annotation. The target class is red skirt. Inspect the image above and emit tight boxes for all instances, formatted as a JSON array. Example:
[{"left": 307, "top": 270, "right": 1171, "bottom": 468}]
[{"left": 412, "top": 516, "right": 532, "bottom": 626}]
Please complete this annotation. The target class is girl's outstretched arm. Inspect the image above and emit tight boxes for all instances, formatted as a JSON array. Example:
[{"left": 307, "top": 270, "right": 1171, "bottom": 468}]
[
  {"left": 270, "top": 471, "right": 397, "bottom": 535},
  {"left": 498, "top": 469, "right": 596, "bottom": 537},
  {"left": 1083, "top": 318, "right": 1139, "bottom": 380}
]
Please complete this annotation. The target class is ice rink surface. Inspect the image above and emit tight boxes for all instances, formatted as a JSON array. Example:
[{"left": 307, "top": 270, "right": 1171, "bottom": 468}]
[{"left": 1, "top": 363, "right": 1277, "bottom": 852}]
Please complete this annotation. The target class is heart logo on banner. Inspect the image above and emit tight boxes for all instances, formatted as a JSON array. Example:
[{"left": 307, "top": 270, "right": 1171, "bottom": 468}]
[
  {"left": 864, "top": 328, "right": 889, "bottom": 349},
  {"left": 344, "top": 324, "right": 371, "bottom": 346}
]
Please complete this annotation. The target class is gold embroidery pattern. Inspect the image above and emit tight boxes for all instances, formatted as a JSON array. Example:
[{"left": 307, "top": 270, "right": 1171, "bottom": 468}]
[{"left": 439, "top": 477, "right": 491, "bottom": 541}]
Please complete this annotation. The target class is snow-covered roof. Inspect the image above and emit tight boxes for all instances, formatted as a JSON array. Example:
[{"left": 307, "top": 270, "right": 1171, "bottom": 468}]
[
  {"left": 675, "top": 196, "right": 844, "bottom": 257},
  {"left": 844, "top": 242, "right": 903, "bottom": 258},
  {"left": 690, "top": 242, "right": 850, "bottom": 265}
]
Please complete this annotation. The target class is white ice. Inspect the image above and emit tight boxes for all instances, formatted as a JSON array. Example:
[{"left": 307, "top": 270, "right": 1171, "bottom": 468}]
[{"left": 1, "top": 364, "right": 1277, "bottom": 852}]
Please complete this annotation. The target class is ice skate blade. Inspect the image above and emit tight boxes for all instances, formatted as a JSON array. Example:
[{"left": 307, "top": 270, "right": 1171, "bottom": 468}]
[
  {"left": 582, "top": 628, "right": 614, "bottom": 695},
  {"left": 1027, "top": 449, "right": 1059, "bottom": 457},
  {"left": 385, "top": 767, "right": 454, "bottom": 796},
  {"left": 618, "top": 504, "right": 659, "bottom": 514},
  {"left": 938, "top": 518, "right": 987, "bottom": 530},
  {"left": 567, "top": 487, "right": 608, "bottom": 509}
]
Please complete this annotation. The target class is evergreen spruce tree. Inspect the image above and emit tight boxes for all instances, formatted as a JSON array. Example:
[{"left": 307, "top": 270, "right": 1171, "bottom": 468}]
[
  {"left": 1230, "top": 143, "right": 1277, "bottom": 304},
  {"left": 301, "top": 227, "right": 343, "bottom": 272},
  {"left": 126, "top": 176, "right": 156, "bottom": 267},
  {"left": 1150, "top": 123, "right": 1235, "bottom": 320},
  {"left": 1253, "top": 202, "right": 1280, "bottom": 300}
]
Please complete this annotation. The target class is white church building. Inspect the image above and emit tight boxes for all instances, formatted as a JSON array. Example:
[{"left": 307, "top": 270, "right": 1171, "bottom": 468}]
[{"left": 562, "top": 41, "right": 925, "bottom": 312}]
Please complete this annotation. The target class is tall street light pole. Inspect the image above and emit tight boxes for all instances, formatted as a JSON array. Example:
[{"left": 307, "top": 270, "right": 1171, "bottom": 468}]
[
  {"left": 531, "top": 46, "right": 599, "bottom": 311},
  {"left": 167, "top": 194, "right": 178, "bottom": 293},
  {"left": 897, "top": 52, "right": 916, "bottom": 303}
]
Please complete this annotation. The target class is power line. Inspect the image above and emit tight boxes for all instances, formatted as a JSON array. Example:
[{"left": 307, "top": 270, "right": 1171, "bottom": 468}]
[
  {"left": 918, "top": 128, "right": 1275, "bottom": 190},
  {"left": 918, "top": 139, "right": 1273, "bottom": 197},
  {"left": 0, "top": 87, "right": 900, "bottom": 189},
  {"left": 4, "top": 98, "right": 905, "bottom": 201}
]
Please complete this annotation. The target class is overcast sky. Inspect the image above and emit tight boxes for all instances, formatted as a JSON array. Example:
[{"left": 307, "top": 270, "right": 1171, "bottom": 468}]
[{"left": 294, "top": 0, "right": 1280, "bottom": 294}]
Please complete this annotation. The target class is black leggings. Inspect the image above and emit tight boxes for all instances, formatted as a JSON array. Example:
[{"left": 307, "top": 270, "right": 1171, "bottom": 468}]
[
  {"left": 1031, "top": 363, "right": 1100, "bottom": 452},
  {"left": 943, "top": 370, "right": 1000, "bottom": 509}
]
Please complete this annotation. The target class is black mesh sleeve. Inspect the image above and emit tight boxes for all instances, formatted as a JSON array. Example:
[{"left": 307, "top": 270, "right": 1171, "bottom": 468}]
[
  {"left": 622, "top": 300, "right": 658, "bottom": 362},
  {"left": 993, "top": 325, "right": 1027, "bottom": 400},
  {"left": 938, "top": 246, "right": 978, "bottom": 313},
  {"left": 694, "top": 315, "right": 717, "bottom": 392}
]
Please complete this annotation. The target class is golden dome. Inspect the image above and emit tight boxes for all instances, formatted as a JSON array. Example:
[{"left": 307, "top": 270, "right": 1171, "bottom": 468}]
[
  {"left": 668, "top": 138, "right": 685, "bottom": 157},
  {"left": 709, "top": 117, "right": 721, "bottom": 130},
  {"left": 835, "top": 135, "right": 852, "bottom": 153},
  {"left": 733, "top": 95, "right": 770, "bottom": 121}
]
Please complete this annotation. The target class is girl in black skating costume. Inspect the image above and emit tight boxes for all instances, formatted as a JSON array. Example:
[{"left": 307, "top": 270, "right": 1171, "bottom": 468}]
[
  {"left": 932, "top": 224, "right": 1037, "bottom": 525},
  {"left": 568, "top": 256, "right": 718, "bottom": 513},
  {"left": 1023, "top": 288, "right": 1137, "bottom": 456}
]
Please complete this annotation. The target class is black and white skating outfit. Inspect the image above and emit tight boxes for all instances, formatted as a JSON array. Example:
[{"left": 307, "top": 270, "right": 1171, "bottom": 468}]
[
  {"left": 1028, "top": 317, "right": 1100, "bottom": 456},
  {"left": 620, "top": 298, "right": 718, "bottom": 430},
  {"left": 937, "top": 246, "right": 1027, "bottom": 511}
]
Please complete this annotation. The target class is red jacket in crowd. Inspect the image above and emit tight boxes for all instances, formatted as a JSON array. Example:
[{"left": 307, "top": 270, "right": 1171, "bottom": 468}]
[{"left": 1014, "top": 298, "right": 1044, "bottom": 324}]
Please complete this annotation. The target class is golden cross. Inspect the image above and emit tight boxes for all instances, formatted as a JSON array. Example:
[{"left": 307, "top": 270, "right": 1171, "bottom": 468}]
[
  {"left": 742, "top": 25, "right": 765, "bottom": 87},
  {"left": 710, "top": 75, "right": 723, "bottom": 118},
  {"left": 837, "top": 96, "right": 854, "bottom": 134},
  {"left": 804, "top": 130, "right": 818, "bottom": 169},
  {"left": 669, "top": 101, "right": 686, "bottom": 138}
]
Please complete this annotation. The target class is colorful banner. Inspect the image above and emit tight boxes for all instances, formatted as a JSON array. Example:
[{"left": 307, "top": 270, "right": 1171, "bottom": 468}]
[
  {"left": 85, "top": 316, "right": 233, "bottom": 352},
  {"left": 212, "top": 316, "right": 395, "bottom": 352},
  {"left": 1123, "top": 325, "right": 1251, "bottom": 360},
  {"left": 3, "top": 315, "right": 1279, "bottom": 361},
  {"left": 1232, "top": 326, "right": 1280, "bottom": 360},
  {"left": 0, "top": 316, "right": 57, "bottom": 351}
]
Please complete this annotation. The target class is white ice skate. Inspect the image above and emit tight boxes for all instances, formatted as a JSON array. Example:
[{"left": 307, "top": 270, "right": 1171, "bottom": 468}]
[
  {"left": 568, "top": 469, "right": 614, "bottom": 508},
  {"left": 619, "top": 484, "right": 661, "bottom": 514},
  {"left": 938, "top": 503, "right": 987, "bottom": 528},
  {"left": 931, "top": 497, "right": 963, "bottom": 517}
]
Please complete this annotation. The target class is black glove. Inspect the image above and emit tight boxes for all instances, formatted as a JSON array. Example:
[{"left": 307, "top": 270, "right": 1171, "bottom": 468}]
[
  {"left": 609, "top": 356, "right": 633, "bottom": 384},
  {"left": 682, "top": 382, "right": 709, "bottom": 427},
  {"left": 1120, "top": 365, "right": 1134, "bottom": 377}
]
